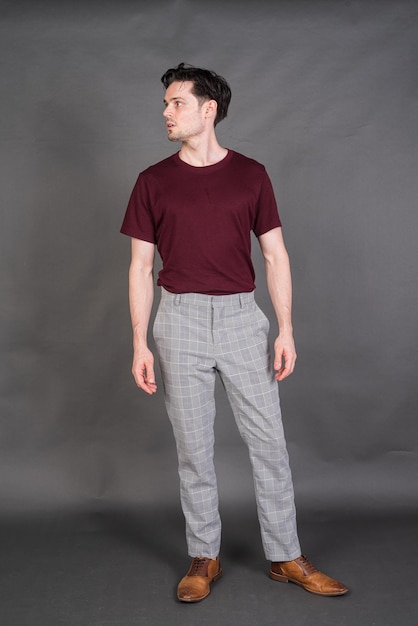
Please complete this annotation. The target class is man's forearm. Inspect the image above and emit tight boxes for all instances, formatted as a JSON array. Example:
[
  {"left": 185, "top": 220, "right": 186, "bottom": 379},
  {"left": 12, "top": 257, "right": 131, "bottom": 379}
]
[
  {"left": 129, "top": 262, "right": 154, "bottom": 349},
  {"left": 264, "top": 249, "right": 293, "bottom": 335},
  {"left": 265, "top": 251, "right": 297, "bottom": 380}
]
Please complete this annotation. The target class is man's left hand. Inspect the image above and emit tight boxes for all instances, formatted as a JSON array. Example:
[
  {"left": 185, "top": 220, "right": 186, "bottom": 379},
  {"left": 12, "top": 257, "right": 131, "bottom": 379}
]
[{"left": 273, "top": 333, "right": 297, "bottom": 381}]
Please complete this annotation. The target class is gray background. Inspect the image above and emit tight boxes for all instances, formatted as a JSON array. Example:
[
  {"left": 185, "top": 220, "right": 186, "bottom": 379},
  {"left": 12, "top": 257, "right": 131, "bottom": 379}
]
[{"left": 1, "top": 0, "right": 417, "bottom": 524}]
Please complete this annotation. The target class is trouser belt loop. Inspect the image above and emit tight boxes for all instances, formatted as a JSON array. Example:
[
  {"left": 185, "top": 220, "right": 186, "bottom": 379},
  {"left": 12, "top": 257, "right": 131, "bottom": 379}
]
[{"left": 174, "top": 293, "right": 181, "bottom": 306}]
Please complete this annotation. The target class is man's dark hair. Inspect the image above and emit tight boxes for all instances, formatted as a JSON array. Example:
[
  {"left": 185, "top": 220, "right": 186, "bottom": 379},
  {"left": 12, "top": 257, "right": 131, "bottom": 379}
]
[{"left": 161, "top": 62, "right": 231, "bottom": 126}]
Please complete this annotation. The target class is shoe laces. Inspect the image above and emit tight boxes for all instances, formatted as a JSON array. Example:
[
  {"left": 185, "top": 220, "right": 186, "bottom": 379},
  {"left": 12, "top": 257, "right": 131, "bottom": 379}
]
[
  {"left": 189, "top": 557, "right": 211, "bottom": 576},
  {"left": 298, "top": 555, "right": 319, "bottom": 575}
]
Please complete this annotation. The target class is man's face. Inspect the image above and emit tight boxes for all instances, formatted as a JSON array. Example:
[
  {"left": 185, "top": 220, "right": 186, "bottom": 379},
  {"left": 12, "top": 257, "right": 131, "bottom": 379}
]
[{"left": 163, "top": 80, "right": 207, "bottom": 142}]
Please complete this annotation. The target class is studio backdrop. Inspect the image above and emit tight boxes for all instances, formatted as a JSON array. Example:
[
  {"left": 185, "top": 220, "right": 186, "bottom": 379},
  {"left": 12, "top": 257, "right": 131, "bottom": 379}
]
[{"left": 0, "top": 0, "right": 417, "bottom": 520}]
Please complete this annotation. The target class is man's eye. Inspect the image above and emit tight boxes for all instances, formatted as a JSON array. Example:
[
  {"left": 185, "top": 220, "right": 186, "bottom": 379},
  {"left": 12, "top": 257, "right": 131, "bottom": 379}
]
[{"left": 175, "top": 101, "right": 183, "bottom": 107}]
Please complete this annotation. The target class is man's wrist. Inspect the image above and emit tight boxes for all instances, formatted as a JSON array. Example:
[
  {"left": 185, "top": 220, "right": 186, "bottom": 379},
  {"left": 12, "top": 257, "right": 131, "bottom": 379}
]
[
  {"left": 133, "top": 334, "right": 149, "bottom": 351},
  {"left": 277, "top": 326, "right": 294, "bottom": 337}
]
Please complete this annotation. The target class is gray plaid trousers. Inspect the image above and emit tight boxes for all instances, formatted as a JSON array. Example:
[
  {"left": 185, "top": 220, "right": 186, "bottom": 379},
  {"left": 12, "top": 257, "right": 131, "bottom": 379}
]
[{"left": 153, "top": 288, "right": 301, "bottom": 561}]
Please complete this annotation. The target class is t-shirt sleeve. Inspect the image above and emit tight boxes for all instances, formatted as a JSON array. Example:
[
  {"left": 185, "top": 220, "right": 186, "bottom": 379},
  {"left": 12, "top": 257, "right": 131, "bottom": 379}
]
[
  {"left": 253, "top": 169, "right": 282, "bottom": 237},
  {"left": 120, "top": 173, "right": 156, "bottom": 243}
]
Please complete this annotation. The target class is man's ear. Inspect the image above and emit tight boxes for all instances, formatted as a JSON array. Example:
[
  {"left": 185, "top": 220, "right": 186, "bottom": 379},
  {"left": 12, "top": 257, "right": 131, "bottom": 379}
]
[{"left": 204, "top": 99, "right": 218, "bottom": 120}]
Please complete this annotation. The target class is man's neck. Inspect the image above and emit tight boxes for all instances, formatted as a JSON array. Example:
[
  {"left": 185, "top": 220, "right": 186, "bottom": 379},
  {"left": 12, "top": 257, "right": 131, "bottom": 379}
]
[{"left": 178, "top": 135, "right": 228, "bottom": 167}]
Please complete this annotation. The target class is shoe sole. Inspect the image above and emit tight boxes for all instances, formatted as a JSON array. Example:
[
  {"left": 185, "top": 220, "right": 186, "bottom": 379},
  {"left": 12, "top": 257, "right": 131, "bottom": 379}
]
[{"left": 269, "top": 570, "right": 348, "bottom": 596}]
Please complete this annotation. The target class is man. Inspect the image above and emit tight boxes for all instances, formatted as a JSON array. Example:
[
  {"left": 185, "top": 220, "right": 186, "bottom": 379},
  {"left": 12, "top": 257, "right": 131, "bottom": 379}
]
[{"left": 121, "top": 63, "right": 348, "bottom": 602}]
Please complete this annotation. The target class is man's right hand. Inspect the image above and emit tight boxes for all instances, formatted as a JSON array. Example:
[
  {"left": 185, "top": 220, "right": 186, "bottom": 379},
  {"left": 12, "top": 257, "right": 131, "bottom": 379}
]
[{"left": 132, "top": 347, "right": 157, "bottom": 395}]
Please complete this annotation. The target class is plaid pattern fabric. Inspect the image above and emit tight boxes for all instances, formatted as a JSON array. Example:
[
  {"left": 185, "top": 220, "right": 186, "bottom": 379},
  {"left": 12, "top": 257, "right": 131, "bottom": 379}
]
[{"left": 153, "top": 288, "right": 301, "bottom": 561}]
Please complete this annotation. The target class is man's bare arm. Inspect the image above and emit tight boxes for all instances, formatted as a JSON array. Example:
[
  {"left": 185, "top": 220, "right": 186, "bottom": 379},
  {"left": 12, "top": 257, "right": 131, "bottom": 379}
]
[
  {"left": 258, "top": 226, "right": 297, "bottom": 381},
  {"left": 129, "top": 238, "right": 157, "bottom": 394}
]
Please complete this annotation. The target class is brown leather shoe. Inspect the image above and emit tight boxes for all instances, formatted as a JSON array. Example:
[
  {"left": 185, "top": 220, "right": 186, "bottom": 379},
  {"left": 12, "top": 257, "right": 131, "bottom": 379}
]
[
  {"left": 270, "top": 555, "right": 348, "bottom": 596},
  {"left": 177, "top": 556, "right": 222, "bottom": 602}
]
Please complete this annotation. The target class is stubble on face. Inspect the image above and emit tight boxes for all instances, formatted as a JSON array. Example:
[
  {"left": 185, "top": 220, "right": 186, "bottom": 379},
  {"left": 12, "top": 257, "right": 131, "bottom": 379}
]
[{"left": 164, "top": 81, "right": 206, "bottom": 143}]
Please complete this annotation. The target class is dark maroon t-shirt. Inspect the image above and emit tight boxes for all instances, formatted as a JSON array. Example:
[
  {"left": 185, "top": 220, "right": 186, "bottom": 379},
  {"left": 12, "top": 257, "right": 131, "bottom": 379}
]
[{"left": 120, "top": 150, "right": 281, "bottom": 295}]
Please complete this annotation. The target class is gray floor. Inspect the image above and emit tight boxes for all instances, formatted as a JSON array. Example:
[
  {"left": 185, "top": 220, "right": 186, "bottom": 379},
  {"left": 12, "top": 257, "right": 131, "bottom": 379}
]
[{"left": 1, "top": 506, "right": 417, "bottom": 626}]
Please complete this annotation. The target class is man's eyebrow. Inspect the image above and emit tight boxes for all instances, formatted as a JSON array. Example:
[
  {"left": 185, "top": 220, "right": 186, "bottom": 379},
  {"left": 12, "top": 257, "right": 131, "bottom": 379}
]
[{"left": 163, "top": 95, "right": 187, "bottom": 104}]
